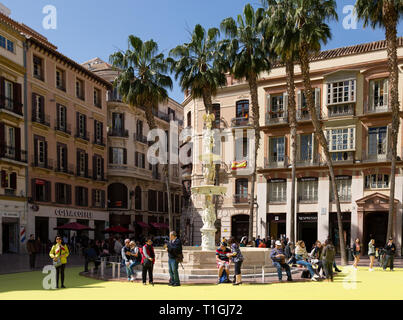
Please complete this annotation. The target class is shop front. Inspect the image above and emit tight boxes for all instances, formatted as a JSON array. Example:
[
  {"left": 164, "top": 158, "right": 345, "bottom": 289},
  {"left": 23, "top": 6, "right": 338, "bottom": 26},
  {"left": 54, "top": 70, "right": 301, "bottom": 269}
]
[
  {"left": 329, "top": 212, "right": 351, "bottom": 254},
  {"left": 267, "top": 213, "right": 286, "bottom": 240},
  {"left": 27, "top": 205, "right": 109, "bottom": 246},
  {"left": 0, "top": 200, "right": 26, "bottom": 254},
  {"left": 297, "top": 213, "right": 317, "bottom": 251}
]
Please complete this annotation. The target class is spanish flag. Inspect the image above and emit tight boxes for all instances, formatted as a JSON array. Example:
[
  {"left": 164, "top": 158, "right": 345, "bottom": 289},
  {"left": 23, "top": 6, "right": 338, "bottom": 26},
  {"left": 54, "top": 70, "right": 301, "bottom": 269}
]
[{"left": 231, "top": 160, "right": 247, "bottom": 170}]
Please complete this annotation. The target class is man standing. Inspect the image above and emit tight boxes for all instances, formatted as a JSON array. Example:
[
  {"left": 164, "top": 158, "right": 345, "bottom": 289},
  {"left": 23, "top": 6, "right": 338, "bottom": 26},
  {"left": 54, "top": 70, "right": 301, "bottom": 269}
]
[
  {"left": 383, "top": 238, "right": 396, "bottom": 271},
  {"left": 26, "top": 234, "right": 37, "bottom": 270},
  {"left": 167, "top": 231, "right": 182, "bottom": 286},
  {"left": 121, "top": 239, "right": 133, "bottom": 281},
  {"left": 270, "top": 240, "right": 292, "bottom": 282}
]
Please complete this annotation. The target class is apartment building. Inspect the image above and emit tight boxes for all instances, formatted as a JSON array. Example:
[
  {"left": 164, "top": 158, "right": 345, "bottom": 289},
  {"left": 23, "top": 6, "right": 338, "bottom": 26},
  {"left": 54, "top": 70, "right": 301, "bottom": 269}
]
[
  {"left": 0, "top": 12, "right": 27, "bottom": 254},
  {"left": 22, "top": 37, "right": 111, "bottom": 244},
  {"left": 83, "top": 58, "right": 184, "bottom": 238},
  {"left": 183, "top": 38, "right": 403, "bottom": 255}
]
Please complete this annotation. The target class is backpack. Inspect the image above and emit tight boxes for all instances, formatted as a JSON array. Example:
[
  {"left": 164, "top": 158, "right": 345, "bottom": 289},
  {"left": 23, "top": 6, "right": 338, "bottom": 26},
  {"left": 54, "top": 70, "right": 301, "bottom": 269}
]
[{"left": 301, "top": 270, "right": 311, "bottom": 279}]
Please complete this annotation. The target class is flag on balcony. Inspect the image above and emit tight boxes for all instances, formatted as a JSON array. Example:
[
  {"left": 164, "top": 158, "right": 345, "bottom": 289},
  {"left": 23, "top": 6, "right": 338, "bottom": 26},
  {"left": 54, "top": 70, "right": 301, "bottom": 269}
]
[{"left": 231, "top": 160, "right": 247, "bottom": 170}]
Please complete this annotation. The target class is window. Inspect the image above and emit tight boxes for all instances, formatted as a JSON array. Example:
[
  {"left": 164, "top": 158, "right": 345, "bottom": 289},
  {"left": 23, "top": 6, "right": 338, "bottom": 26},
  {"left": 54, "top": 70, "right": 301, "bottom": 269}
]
[
  {"left": 112, "top": 113, "right": 124, "bottom": 133},
  {"left": 235, "top": 179, "right": 248, "bottom": 203},
  {"left": 268, "top": 179, "right": 287, "bottom": 203},
  {"left": 77, "top": 113, "right": 87, "bottom": 139},
  {"left": 56, "top": 68, "right": 65, "bottom": 90},
  {"left": 33, "top": 56, "right": 43, "bottom": 80},
  {"left": 369, "top": 79, "right": 388, "bottom": 111},
  {"left": 365, "top": 174, "right": 389, "bottom": 189},
  {"left": 33, "top": 179, "right": 51, "bottom": 202},
  {"left": 5, "top": 126, "right": 15, "bottom": 157},
  {"left": 330, "top": 176, "right": 352, "bottom": 202},
  {"left": 326, "top": 79, "right": 356, "bottom": 105},
  {"left": 76, "top": 79, "right": 84, "bottom": 100},
  {"left": 56, "top": 104, "right": 67, "bottom": 131},
  {"left": 268, "top": 93, "right": 287, "bottom": 120},
  {"left": 299, "top": 134, "right": 313, "bottom": 162},
  {"left": 187, "top": 111, "right": 192, "bottom": 127},
  {"left": 136, "top": 120, "right": 143, "bottom": 136},
  {"left": 212, "top": 104, "right": 220, "bottom": 128},
  {"left": 269, "top": 136, "right": 285, "bottom": 163},
  {"left": 1, "top": 171, "right": 17, "bottom": 191},
  {"left": 92, "top": 189, "right": 104, "bottom": 208},
  {"left": 56, "top": 143, "right": 68, "bottom": 172},
  {"left": 175, "top": 194, "right": 180, "bottom": 213},
  {"left": 94, "top": 88, "right": 101, "bottom": 107},
  {"left": 235, "top": 133, "right": 248, "bottom": 160},
  {"left": 326, "top": 127, "right": 355, "bottom": 152},
  {"left": 135, "top": 152, "right": 145, "bottom": 168},
  {"left": 76, "top": 150, "right": 88, "bottom": 176},
  {"left": 168, "top": 108, "right": 175, "bottom": 121},
  {"left": 6, "top": 39, "right": 13, "bottom": 52},
  {"left": 297, "top": 89, "right": 321, "bottom": 119},
  {"left": 32, "top": 94, "right": 45, "bottom": 122},
  {"left": 298, "top": 178, "right": 318, "bottom": 202},
  {"left": 75, "top": 186, "right": 88, "bottom": 206},
  {"left": 4, "top": 80, "right": 13, "bottom": 109},
  {"left": 236, "top": 100, "right": 249, "bottom": 118},
  {"left": 135, "top": 186, "right": 142, "bottom": 210},
  {"left": 93, "top": 156, "right": 103, "bottom": 180},
  {"left": 55, "top": 183, "right": 71, "bottom": 204},
  {"left": 37, "top": 140, "right": 46, "bottom": 166},
  {"left": 148, "top": 190, "right": 157, "bottom": 212},
  {"left": 110, "top": 147, "right": 126, "bottom": 165},
  {"left": 158, "top": 191, "right": 164, "bottom": 212},
  {"left": 0, "top": 35, "right": 5, "bottom": 48},
  {"left": 368, "top": 127, "right": 387, "bottom": 158}
]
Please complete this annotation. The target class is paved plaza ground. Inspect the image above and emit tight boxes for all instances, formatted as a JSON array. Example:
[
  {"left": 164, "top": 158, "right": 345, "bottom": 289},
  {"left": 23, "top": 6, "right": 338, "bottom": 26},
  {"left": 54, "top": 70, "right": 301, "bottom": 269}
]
[{"left": 0, "top": 264, "right": 402, "bottom": 300}]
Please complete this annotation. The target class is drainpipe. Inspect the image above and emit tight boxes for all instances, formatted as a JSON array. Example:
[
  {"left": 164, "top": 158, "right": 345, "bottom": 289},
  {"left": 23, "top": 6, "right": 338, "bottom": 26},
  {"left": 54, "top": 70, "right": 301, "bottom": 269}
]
[{"left": 22, "top": 39, "right": 29, "bottom": 253}]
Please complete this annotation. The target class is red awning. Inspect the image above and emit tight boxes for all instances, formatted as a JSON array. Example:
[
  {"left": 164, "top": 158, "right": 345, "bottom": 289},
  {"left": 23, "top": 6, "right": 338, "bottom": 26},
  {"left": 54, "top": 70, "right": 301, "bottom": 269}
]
[
  {"left": 102, "top": 226, "right": 134, "bottom": 234},
  {"left": 135, "top": 221, "right": 151, "bottom": 229},
  {"left": 150, "top": 222, "right": 169, "bottom": 229}
]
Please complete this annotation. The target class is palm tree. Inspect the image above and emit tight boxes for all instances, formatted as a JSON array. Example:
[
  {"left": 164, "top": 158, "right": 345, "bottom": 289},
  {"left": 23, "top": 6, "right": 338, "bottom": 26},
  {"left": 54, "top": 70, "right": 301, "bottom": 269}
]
[
  {"left": 264, "top": 0, "right": 300, "bottom": 244},
  {"left": 110, "top": 35, "right": 175, "bottom": 231},
  {"left": 169, "top": 24, "right": 227, "bottom": 237},
  {"left": 169, "top": 24, "right": 227, "bottom": 114},
  {"left": 288, "top": 0, "right": 348, "bottom": 265},
  {"left": 355, "top": 0, "right": 402, "bottom": 242},
  {"left": 220, "top": 4, "right": 271, "bottom": 242}
]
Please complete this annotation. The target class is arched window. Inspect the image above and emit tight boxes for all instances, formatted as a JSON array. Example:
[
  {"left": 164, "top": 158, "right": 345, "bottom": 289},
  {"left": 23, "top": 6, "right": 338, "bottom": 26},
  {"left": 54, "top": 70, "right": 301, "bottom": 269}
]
[
  {"left": 236, "top": 100, "right": 249, "bottom": 118},
  {"left": 135, "top": 186, "right": 142, "bottom": 210},
  {"left": 108, "top": 183, "right": 128, "bottom": 209}
]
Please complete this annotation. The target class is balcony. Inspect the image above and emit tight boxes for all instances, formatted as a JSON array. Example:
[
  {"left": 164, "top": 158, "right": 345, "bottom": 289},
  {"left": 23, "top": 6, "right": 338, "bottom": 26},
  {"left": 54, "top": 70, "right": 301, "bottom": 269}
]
[
  {"left": 330, "top": 151, "right": 355, "bottom": 164},
  {"left": 297, "top": 195, "right": 318, "bottom": 204},
  {"left": 76, "top": 168, "right": 92, "bottom": 179},
  {"left": 0, "top": 146, "right": 27, "bottom": 163},
  {"left": 93, "top": 173, "right": 107, "bottom": 182},
  {"left": 152, "top": 109, "right": 170, "bottom": 122},
  {"left": 264, "top": 155, "right": 289, "bottom": 169},
  {"left": 268, "top": 197, "right": 287, "bottom": 204},
  {"left": 231, "top": 116, "right": 253, "bottom": 128},
  {"left": 330, "top": 194, "right": 351, "bottom": 203},
  {"left": 54, "top": 122, "right": 71, "bottom": 135},
  {"left": 31, "top": 156, "right": 53, "bottom": 170},
  {"left": 364, "top": 102, "right": 391, "bottom": 114},
  {"left": 0, "top": 96, "right": 23, "bottom": 116},
  {"left": 362, "top": 152, "right": 392, "bottom": 163},
  {"left": 152, "top": 171, "right": 161, "bottom": 180},
  {"left": 75, "top": 131, "right": 90, "bottom": 142},
  {"left": 93, "top": 137, "right": 106, "bottom": 147},
  {"left": 32, "top": 114, "right": 50, "bottom": 127},
  {"left": 233, "top": 194, "right": 250, "bottom": 204},
  {"left": 296, "top": 153, "right": 322, "bottom": 167},
  {"left": 265, "top": 112, "right": 288, "bottom": 125},
  {"left": 107, "top": 90, "right": 122, "bottom": 102},
  {"left": 327, "top": 103, "right": 355, "bottom": 118},
  {"left": 54, "top": 164, "right": 75, "bottom": 175},
  {"left": 133, "top": 132, "right": 148, "bottom": 144},
  {"left": 108, "top": 128, "right": 129, "bottom": 138}
]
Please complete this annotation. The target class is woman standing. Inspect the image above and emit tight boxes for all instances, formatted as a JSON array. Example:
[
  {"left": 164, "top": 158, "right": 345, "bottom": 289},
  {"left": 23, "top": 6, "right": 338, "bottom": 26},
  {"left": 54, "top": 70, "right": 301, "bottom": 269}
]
[
  {"left": 141, "top": 238, "right": 155, "bottom": 286},
  {"left": 322, "top": 239, "right": 336, "bottom": 282},
  {"left": 49, "top": 235, "right": 69, "bottom": 289},
  {"left": 228, "top": 237, "right": 244, "bottom": 285},
  {"left": 368, "top": 239, "right": 376, "bottom": 271},
  {"left": 352, "top": 238, "right": 361, "bottom": 270}
]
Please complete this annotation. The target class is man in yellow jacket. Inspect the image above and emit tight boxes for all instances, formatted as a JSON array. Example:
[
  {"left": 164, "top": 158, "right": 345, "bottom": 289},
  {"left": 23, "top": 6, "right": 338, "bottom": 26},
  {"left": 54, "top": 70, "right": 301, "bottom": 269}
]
[{"left": 49, "top": 236, "right": 69, "bottom": 288}]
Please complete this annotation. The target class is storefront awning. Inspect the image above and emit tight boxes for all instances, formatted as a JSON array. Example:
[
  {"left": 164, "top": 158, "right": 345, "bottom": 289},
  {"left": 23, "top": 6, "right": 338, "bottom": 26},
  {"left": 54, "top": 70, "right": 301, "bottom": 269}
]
[
  {"left": 150, "top": 222, "right": 169, "bottom": 229},
  {"left": 135, "top": 221, "right": 151, "bottom": 229}
]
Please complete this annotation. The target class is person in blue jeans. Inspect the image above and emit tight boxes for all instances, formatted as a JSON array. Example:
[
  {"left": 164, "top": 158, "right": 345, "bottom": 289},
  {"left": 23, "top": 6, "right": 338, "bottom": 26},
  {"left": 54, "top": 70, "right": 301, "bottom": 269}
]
[
  {"left": 121, "top": 239, "right": 133, "bottom": 281},
  {"left": 166, "top": 231, "right": 182, "bottom": 286},
  {"left": 295, "top": 240, "right": 320, "bottom": 281},
  {"left": 270, "top": 240, "right": 292, "bottom": 281}
]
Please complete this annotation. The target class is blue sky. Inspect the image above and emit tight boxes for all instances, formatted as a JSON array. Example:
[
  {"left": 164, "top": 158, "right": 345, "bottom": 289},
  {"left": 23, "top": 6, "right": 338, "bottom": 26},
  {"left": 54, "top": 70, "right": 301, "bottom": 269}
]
[{"left": 3, "top": 0, "right": 402, "bottom": 103}]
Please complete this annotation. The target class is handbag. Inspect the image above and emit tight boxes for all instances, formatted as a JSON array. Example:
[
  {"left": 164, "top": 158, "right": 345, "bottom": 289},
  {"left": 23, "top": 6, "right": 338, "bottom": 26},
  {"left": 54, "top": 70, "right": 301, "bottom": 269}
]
[{"left": 53, "top": 246, "right": 62, "bottom": 268}]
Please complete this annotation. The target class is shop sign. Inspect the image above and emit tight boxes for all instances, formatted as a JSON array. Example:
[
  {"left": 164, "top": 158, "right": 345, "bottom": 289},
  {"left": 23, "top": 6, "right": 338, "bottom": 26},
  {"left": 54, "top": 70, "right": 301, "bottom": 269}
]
[
  {"left": 298, "top": 215, "right": 317, "bottom": 221},
  {"left": 2, "top": 212, "right": 20, "bottom": 218},
  {"left": 54, "top": 209, "right": 93, "bottom": 219}
]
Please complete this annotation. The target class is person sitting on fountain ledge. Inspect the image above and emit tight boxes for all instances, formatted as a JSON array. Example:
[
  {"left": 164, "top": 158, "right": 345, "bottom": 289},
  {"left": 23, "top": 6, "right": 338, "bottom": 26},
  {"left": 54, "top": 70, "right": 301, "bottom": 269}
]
[{"left": 216, "top": 242, "right": 232, "bottom": 284}]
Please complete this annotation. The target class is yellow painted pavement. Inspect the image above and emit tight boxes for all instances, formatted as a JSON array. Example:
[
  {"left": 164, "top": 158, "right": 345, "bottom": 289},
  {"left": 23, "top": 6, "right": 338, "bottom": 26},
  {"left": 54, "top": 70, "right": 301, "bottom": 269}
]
[{"left": 0, "top": 266, "right": 402, "bottom": 300}]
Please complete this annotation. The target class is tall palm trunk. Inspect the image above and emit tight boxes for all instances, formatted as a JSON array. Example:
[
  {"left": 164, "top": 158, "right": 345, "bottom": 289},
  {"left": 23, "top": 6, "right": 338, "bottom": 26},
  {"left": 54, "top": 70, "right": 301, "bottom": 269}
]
[
  {"left": 286, "top": 60, "right": 297, "bottom": 244},
  {"left": 248, "top": 75, "right": 260, "bottom": 242},
  {"left": 145, "top": 104, "right": 173, "bottom": 232},
  {"left": 299, "top": 43, "right": 347, "bottom": 265},
  {"left": 202, "top": 87, "right": 213, "bottom": 114},
  {"left": 384, "top": 2, "right": 400, "bottom": 241}
]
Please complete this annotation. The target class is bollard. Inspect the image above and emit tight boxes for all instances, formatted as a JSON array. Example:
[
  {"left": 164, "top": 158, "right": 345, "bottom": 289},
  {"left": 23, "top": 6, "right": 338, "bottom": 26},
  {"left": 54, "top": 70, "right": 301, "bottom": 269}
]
[
  {"left": 262, "top": 265, "right": 265, "bottom": 283},
  {"left": 117, "top": 263, "right": 121, "bottom": 279},
  {"left": 100, "top": 258, "right": 105, "bottom": 278},
  {"left": 112, "top": 263, "right": 116, "bottom": 278}
]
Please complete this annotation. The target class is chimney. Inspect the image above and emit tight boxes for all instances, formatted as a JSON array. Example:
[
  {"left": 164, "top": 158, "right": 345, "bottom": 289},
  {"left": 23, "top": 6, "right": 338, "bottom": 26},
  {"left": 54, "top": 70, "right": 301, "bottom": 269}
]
[{"left": 0, "top": 3, "right": 11, "bottom": 16}]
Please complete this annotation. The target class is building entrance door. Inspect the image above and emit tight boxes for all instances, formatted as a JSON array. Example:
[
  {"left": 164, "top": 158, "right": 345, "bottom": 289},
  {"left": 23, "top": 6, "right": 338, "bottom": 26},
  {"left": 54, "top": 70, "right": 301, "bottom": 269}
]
[
  {"left": 35, "top": 217, "right": 49, "bottom": 244},
  {"left": 364, "top": 212, "right": 388, "bottom": 252},
  {"left": 2, "top": 220, "right": 19, "bottom": 253},
  {"left": 231, "top": 215, "right": 249, "bottom": 242},
  {"left": 297, "top": 213, "right": 317, "bottom": 251}
]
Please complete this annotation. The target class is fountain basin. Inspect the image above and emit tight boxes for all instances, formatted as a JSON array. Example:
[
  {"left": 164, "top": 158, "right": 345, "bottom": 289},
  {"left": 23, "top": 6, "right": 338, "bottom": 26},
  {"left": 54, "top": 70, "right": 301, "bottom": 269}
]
[{"left": 191, "top": 185, "right": 227, "bottom": 195}]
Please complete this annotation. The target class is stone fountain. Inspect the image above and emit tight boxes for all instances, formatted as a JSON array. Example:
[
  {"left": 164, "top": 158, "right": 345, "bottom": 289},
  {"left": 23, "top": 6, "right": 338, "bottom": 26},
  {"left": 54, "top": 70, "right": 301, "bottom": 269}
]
[{"left": 190, "top": 113, "right": 226, "bottom": 251}]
